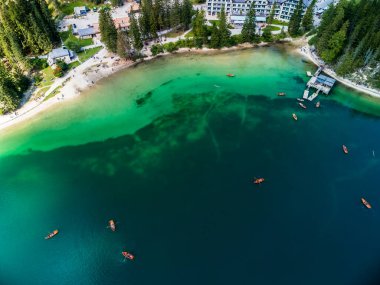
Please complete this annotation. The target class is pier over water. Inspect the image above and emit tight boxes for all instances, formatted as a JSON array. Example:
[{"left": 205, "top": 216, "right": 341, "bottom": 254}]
[{"left": 303, "top": 67, "right": 336, "bottom": 101}]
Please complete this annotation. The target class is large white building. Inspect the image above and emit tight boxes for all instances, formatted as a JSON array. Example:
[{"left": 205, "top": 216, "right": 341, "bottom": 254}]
[{"left": 207, "top": 0, "right": 312, "bottom": 23}]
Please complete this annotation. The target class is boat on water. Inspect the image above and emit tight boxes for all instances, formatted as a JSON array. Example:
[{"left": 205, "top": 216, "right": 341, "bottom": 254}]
[
  {"left": 277, "top": 92, "right": 286, "bottom": 96},
  {"left": 299, "top": 103, "right": 307, "bottom": 109},
  {"left": 361, "top": 198, "right": 372, "bottom": 209},
  {"left": 122, "top": 251, "right": 135, "bottom": 260},
  {"left": 342, "top": 145, "right": 348, "bottom": 154},
  {"left": 45, "top": 229, "right": 59, "bottom": 240},
  {"left": 253, "top": 178, "right": 265, "bottom": 184},
  {"left": 316, "top": 101, "right": 320, "bottom": 108},
  {"left": 226, "top": 73, "right": 235, "bottom": 77},
  {"left": 108, "top": 219, "right": 116, "bottom": 232},
  {"left": 292, "top": 113, "right": 298, "bottom": 121},
  {"left": 297, "top": 98, "right": 304, "bottom": 102}
]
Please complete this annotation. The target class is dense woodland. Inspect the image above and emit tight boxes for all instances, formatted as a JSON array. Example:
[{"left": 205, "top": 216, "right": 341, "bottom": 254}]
[
  {"left": 0, "top": 0, "right": 59, "bottom": 113},
  {"left": 310, "top": 0, "right": 380, "bottom": 87}
]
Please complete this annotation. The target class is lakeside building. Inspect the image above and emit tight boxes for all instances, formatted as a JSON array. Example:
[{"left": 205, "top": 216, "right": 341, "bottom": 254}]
[
  {"left": 47, "top": 47, "right": 74, "bottom": 66},
  {"left": 74, "top": 6, "right": 88, "bottom": 17},
  {"left": 207, "top": 0, "right": 312, "bottom": 23}
]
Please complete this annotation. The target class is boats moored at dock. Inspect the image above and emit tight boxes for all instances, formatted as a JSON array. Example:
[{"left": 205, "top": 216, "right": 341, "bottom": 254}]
[{"left": 299, "top": 103, "right": 307, "bottom": 109}]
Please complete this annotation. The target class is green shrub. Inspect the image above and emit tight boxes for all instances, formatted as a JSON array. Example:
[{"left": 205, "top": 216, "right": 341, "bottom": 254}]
[{"left": 151, "top": 44, "right": 164, "bottom": 56}]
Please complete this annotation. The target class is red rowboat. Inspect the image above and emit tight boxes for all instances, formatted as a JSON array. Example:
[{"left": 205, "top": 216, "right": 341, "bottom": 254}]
[
  {"left": 108, "top": 219, "right": 116, "bottom": 232},
  {"left": 342, "top": 145, "right": 348, "bottom": 154},
  {"left": 226, "top": 73, "right": 235, "bottom": 77},
  {"left": 45, "top": 229, "right": 59, "bottom": 240},
  {"left": 122, "top": 251, "right": 135, "bottom": 260},
  {"left": 361, "top": 198, "right": 372, "bottom": 209},
  {"left": 253, "top": 178, "right": 265, "bottom": 184}
]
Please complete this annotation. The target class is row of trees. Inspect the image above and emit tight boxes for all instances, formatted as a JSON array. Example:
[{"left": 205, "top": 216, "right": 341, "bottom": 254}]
[
  {"left": 311, "top": 0, "right": 380, "bottom": 82},
  {"left": 0, "top": 0, "right": 59, "bottom": 113},
  {"left": 288, "top": 0, "right": 317, "bottom": 36},
  {"left": 99, "top": 0, "right": 193, "bottom": 58}
]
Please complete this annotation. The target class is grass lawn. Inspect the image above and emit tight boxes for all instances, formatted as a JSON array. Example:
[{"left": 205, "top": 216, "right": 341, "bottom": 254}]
[
  {"left": 43, "top": 86, "right": 61, "bottom": 102},
  {"left": 35, "top": 87, "right": 50, "bottom": 99},
  {"left": 78, "top": 46, "right": 102, "bottom": 62},
  {"left": 264, "top": 25, "right": 281, "bottom": 32},
  {"left": 60, "top": 28, "right": 93, "bottom": 48},
  {"left": 60, "top": 1, "right": 94, "bottom": 15},
  {"left": 271, "top": 19, "right": 289, "bottom": 26},
  {"left": 39, "top": 67, "right": 55, "bottom": 87},
  {"left": 68, "top": 61, "right": 81, "bottom": 69},
  {"left": 184, "top": 30, "right": 194, "bottom": 38},
  {"left": 164, "top": 30, "right": 186, "bottom": 38}
]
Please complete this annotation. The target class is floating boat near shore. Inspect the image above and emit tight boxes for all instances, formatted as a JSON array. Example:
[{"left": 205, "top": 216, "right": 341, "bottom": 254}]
[
  {"left": 277, "top": 92, "right": 286, "bottom": 96},
  {"left": 226, "top": 73, "right": 235, "bottom": 77},
  {"left": 299, "top": 103, "right": 307, "bottom": 109},
  {"left": 361, "top": 198, "right": 372, "bottom": 209},
  {"left": 122, "top": 251, "right": 135, "bottom": 260},
  {"left": 297, "top": 98, "right": 305, "bottom": 102},
  {"left": 316, "top": 101, "right": 320, "bottom": 108},
  {"left": 45, "top": 229, "right": 59, "bottom": 240},
  {"left": 292, "top": 113, "right": 298, "bottom": 121},
  {"left": 342, "top": 145, "right": 348, "bottom": 154},
  {"left": 108, "top": 219, "right": 116, "bottom": 232},
  {"left": 253, "top": 178, "right": 265, "bottom": 184}
]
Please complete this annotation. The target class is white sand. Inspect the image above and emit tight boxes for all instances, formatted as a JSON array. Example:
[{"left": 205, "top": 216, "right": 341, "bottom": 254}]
[{"left": 0, "top": 48, "right": 136, "bottom": 131}]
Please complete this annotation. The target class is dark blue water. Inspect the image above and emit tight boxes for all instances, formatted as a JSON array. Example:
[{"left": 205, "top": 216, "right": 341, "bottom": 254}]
[{"left": 1, "top": 49, "right": 380, "bottom": 285}]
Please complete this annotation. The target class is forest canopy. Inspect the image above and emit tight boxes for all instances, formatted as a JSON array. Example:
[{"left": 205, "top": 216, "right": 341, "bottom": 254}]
[{"left": 311, "top": 0, "right": 380, "bottom": 86}]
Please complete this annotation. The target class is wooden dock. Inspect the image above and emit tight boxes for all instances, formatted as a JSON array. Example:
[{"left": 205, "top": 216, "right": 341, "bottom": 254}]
[{"left": 302, "top": 66, "right": 336, "bottom": 101}]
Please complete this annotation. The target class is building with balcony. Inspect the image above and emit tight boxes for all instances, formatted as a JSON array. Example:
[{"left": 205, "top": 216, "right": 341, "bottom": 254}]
[{"left": 207, "top": 0, "right": 312, "bottom": 23}]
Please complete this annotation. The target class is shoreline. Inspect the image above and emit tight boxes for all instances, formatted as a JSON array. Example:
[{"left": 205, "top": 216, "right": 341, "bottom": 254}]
[
  {"left": 2, "top": 39, "right": 378, "bottom": 132},
  {"left": 0, "top": 43, "right": 270, "bottom": 132},
  {"left": 297, "top": 43, "right": 380, "bottom": 98}
]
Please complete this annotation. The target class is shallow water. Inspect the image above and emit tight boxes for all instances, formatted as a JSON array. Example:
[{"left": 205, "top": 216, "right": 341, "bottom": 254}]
[{"left": 1, "top": 47, "right": 380, "bottom": 285}]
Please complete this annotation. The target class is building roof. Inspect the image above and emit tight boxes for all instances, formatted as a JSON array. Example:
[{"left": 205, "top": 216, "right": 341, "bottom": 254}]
[
  {"left": 232, "top": 0, "right": 246, "bottom": 3},
  {"left": 77, "top": 27, "right": 97, "bottom": 37},
  {"left": 113, "top": 17, "right": 130, "bottom": 29},
  {"left": 74, "top": 6, "right": 87, "bottom": 14},
  {"left": 268, "top": 0, "right": 312, "bottom": 6},
  {"left": 49, "top": 47, "right": 70, "bottom": 59},
  {"left": 316, "top": 74, "right": 336, "bottom": 87}
]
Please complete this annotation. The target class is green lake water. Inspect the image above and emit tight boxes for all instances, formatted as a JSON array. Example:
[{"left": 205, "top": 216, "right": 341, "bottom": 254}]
[{"left": 1, "top": 47, "right": 380, "bottom": 285}]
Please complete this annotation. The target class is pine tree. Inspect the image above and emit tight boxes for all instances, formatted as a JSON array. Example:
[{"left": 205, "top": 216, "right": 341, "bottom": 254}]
[
  {"left": 288, "top": 0, "right": 304, "bottom": 37},
  {"left": 130, "top": 15, "right": 144, "bottom": 51},
  {"left": 99, "top": 9, "right": 118, "bottom": 53},
  {"left": 209, "top": 22, "right": 220, "bottom": 48},
  {"left": 170, "top": 0, "right": 181, "bottom": 29},
  {"left": 241, "top": 4, "right": 257, "bottom": 43},
  {"left": 218, "top": 7, "right": 231, "bottom": 47},
  {"left": 268, "top": 2, "right": 276, "bottom": 25},
  {"left": 181, "top": 0, "right": 193, "bottom": 30},
  {"left": 117, "top": 30, "right": 131, "bottom": 59},
  {"left": 192, "top": 10, "right": 208, "bottom": 47},
  {"left": 301, "top": 0, "right": 316, "bottom": 32}
]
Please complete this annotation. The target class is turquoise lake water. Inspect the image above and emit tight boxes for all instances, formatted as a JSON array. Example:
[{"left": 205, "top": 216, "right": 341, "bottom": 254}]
[{"left": 1, "top": 47, "right": 380, "bottom": 285}]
